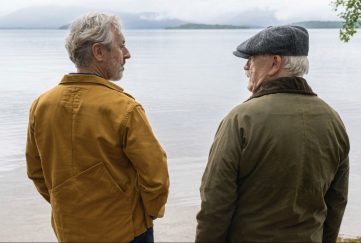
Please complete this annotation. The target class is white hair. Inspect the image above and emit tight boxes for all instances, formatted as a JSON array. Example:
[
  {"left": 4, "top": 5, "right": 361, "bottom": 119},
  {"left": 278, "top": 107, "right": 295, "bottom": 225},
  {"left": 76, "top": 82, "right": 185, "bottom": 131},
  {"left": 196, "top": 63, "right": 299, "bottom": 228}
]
[
  {"left": 282, "top": 56, "right": 309, "bottom": 77},
  {"left": 65, "top": 12, "right": 121, "bottom": 67}
]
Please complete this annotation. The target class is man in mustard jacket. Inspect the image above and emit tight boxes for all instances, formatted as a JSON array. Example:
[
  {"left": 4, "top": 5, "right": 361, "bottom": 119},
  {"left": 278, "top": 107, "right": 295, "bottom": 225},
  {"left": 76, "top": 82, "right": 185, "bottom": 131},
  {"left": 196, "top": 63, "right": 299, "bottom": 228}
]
[
  {"left": 196, "top": 26, "right": 349, "bottom": 242},
  {"left": 26, "top": 13, "right": 169, "bottom": 242}
]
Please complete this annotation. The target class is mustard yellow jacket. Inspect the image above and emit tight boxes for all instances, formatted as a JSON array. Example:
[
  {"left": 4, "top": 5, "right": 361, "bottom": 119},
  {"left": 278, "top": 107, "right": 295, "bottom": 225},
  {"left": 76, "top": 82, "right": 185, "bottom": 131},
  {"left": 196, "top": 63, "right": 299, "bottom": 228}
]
[{"left": 26, "top": 74, "right": 169, "bottom": 242}]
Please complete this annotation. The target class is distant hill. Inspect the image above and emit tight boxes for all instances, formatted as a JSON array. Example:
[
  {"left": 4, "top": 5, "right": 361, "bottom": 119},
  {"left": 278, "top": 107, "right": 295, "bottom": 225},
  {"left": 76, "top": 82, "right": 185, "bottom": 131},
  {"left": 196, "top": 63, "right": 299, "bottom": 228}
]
[
  {"left": 59, "top": 13, "right": 186, "bottom": 29},
  {"left": 166, "top": 23, "right": 259, "bottom": 29},
  {"left": 291, "top": 21, "right": 344, "bottom": 28},
  {"left": 0, "top": 6, "right": 186, "bottom": 29},
  {"left": 59, "top": 24, "right": 70, "bottom": 30},
  {"left": 0, "top": 5, "right": 349, "bottom": 30},
  {"left": 0, "top": 7, "right": 283, "bottom": 29},
  {"left": 0, "top": 5, "right": 81, "bottom": 29}
]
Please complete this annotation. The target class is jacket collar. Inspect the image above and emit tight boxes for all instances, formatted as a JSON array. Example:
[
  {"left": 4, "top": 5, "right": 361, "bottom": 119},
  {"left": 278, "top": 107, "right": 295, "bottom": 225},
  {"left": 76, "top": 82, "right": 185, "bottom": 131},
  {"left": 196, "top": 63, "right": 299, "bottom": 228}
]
[
  {"left": 248, "top": 76, "right": 317, "bottom": 101},
  {"left": 59, "top": 74, "right": 124, "bottom": 93}
]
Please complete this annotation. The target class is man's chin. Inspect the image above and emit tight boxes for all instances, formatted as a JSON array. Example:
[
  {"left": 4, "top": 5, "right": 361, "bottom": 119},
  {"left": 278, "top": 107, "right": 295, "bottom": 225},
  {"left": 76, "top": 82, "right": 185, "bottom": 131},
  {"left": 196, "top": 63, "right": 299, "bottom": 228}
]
[
  {"left": 110, "top": 72, "right": 123, "bottom": 81},
  {"left": 247, "top": 83, "right": 254, "bottom": 92}
]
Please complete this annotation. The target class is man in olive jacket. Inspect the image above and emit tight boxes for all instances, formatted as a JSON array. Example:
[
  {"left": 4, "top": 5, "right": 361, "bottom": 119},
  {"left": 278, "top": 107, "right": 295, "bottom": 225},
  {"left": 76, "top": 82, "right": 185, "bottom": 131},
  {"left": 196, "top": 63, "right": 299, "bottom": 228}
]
[
  {"left": 196, "top": 26, "right": 349, "bottom": 243},
  {"left": 26, "top": 13, "right": 169, "bottom": 242}
]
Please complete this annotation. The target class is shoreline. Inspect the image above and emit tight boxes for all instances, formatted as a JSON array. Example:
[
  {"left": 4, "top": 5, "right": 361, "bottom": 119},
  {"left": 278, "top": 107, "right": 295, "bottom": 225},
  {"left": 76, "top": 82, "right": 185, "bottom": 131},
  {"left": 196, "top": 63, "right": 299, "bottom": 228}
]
[
  {"left": 0, "top": 166, "right": 199, "bottom": 241},
  {"left": 338, "top": 236, "right": 361, "bottom": 242},
  {"left": 0, "top": 166, "right": 56, "bottom": 241},
  {"left": 0, "top": 166, "right": 359, "bottom": 241}
]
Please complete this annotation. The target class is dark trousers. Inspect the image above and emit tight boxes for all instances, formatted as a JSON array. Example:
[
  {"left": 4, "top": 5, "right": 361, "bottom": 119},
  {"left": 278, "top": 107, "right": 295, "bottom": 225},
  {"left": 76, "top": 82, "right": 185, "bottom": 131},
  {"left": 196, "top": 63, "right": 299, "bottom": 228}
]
[{"left": 131, "top": 228, "right": 154, "bottom": 243}]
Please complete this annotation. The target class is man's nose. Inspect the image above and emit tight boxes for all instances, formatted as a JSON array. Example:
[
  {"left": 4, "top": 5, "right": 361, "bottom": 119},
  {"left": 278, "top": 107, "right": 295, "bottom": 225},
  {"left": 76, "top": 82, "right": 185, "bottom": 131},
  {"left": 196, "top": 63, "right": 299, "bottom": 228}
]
[
  {"left": 244, "top": 59, "right": 250, "bottom": 70},
  {"left": 123, "top": 47, "right": 131, "bottom": 59}
]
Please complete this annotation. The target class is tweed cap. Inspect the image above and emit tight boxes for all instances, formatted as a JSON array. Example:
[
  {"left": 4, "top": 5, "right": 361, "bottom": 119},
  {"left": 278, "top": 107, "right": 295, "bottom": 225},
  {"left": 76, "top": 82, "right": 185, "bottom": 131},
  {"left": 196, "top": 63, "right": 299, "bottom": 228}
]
[{"left": 233, "top": 25, "right": 309, "bottom": 59}]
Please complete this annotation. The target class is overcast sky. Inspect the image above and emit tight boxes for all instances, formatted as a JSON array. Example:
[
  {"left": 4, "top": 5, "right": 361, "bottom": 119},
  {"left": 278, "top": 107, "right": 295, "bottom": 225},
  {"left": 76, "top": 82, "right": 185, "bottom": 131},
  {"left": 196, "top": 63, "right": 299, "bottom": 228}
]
[{"left": 0, "top": 0, "right": 341, "bottom": 23}]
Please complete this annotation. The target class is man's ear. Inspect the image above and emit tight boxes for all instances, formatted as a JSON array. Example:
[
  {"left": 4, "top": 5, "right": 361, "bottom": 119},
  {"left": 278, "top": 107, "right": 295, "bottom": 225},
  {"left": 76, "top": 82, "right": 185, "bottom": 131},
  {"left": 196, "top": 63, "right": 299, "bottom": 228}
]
[
  {"left": 267, "top": 55, "right": 283, "bottom": 76},
  {"left": 91, "top": 43, "right": 105, "bottom": 62}
]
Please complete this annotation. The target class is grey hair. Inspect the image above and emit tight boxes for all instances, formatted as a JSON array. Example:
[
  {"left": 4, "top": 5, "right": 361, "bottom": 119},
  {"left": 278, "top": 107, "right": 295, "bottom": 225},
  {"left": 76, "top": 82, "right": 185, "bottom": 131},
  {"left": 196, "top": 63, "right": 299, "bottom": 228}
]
[
  {"left": 65, "top": 12, "right": 121, "bottom": 67},
  {"left": 282, "top": 56, "right": 309, "bottom": 77}
]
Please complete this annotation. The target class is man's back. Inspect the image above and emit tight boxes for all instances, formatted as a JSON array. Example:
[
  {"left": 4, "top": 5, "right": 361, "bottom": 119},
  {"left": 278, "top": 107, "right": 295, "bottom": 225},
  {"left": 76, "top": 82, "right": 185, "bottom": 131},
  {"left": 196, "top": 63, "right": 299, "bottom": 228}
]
[
  {"left": 197, "top": 25, "right": 349, "bottom": 243},
  {"left": 196, "top": 83, "right": 349, "bottom": 242},
  {"left": 26, "top": 74, "right": 169, "bottom": 242},
  {"left": 228, "top": 93, "right": 348, "bottom": 242}
]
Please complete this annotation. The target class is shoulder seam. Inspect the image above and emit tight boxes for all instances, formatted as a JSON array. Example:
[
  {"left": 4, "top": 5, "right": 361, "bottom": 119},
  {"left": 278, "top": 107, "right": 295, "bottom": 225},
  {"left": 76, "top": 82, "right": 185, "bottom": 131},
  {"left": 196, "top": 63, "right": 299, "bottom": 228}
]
[{"left": 120, "top": 103, "right": 142, "bottom": 132}]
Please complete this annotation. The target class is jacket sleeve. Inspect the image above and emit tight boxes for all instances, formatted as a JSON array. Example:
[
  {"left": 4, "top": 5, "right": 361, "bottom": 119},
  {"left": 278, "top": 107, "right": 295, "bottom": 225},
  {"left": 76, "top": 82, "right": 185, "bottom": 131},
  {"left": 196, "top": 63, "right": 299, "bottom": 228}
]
[
  {"left": 26, "top": 99, "right": 50, "bottom": 203},
  {"left": 196, "top": 116, "right": 242, "bottom": 242},
  {"left": 323, "top": 156, "right": 349, "bottom": 243},
  {"left": 123, "top": 105, "right": 169, "bottom": 218}
]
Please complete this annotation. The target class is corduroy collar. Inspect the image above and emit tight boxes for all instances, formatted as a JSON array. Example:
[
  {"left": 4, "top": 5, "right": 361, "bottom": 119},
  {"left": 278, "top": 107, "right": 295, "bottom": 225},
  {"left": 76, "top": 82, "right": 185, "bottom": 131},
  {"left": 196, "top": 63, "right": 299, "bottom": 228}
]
[
  {"left": 247, "top": 76, "right": 317, "bottom": 101},
  {"left": 59, "top": 74, "right": 124, "bottom": 93}
]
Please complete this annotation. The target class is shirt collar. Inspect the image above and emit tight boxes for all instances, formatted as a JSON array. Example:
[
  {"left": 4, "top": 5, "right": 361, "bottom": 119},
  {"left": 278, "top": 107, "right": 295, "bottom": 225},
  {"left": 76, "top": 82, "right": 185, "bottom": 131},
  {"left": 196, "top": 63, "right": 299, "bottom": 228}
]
[{"left": 59, "top": 73, "right": 124, "bottom": 93}]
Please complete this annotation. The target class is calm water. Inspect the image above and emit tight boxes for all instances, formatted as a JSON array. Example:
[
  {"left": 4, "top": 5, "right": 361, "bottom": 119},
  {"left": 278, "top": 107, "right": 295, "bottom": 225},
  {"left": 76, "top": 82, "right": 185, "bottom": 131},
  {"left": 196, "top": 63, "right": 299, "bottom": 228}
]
[{"left": 0, "top": 29, "right": 360, "bottom": 235}]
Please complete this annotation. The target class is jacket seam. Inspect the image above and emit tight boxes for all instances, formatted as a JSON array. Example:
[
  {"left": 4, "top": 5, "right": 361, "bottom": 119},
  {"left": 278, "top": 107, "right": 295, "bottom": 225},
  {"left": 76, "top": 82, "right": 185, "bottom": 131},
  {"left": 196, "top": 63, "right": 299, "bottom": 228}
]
[
  {"left": 71, "top": 90, "right": 75, "bottom": 175},
  {"left": 301, "top": 102, "right": 306, "bottom": 176},
  {"left": 120, "top": 103, "right": 141, "bottom": 147}
]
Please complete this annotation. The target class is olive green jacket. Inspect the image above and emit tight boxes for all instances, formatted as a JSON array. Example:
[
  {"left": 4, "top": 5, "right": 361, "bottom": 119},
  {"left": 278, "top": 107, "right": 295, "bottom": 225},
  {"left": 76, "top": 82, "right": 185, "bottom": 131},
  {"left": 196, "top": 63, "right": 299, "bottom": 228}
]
[
  {"left": 196, "top": 77, "right": 349, "bottom": 243},
  {"left": 26, "top": 74, "right": 169, "bottom": 242}
]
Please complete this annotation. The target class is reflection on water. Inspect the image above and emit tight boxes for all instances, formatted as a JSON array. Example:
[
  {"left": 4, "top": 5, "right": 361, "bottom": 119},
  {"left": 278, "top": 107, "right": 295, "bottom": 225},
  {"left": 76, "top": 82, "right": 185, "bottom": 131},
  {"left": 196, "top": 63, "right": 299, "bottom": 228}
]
[{"left": 0, "top": 29, "right": 360, "bottom": 235}]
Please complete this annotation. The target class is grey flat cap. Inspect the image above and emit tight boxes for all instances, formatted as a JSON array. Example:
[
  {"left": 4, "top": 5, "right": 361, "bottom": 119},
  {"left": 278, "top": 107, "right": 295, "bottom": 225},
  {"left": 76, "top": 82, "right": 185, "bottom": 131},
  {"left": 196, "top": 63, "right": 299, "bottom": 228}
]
[{"left": 233, "top": 25, "right": 309, "bottom": 59}]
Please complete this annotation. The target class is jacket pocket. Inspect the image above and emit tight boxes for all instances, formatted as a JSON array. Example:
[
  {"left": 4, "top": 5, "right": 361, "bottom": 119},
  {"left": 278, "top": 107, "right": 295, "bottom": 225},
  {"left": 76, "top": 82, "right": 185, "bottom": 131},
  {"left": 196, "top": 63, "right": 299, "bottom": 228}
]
[{"left": 50, "top": 162, "right": 134, "bottom": 242}]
